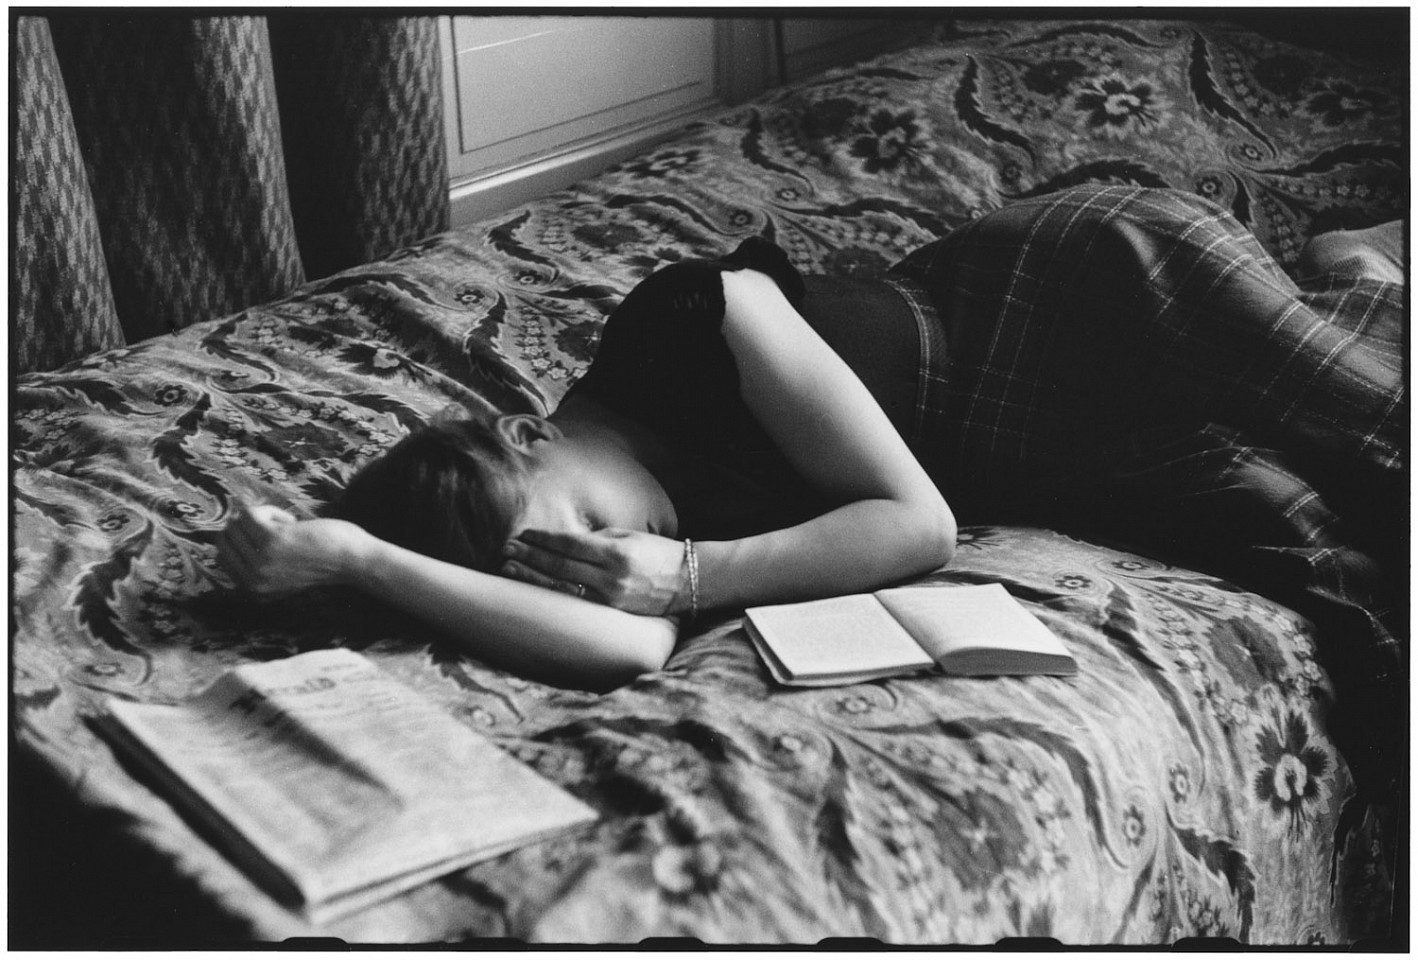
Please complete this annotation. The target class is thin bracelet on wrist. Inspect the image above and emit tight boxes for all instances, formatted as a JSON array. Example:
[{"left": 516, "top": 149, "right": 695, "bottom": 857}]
[{"left": 683, "top": 538, "right": 700, "bottom": 620}]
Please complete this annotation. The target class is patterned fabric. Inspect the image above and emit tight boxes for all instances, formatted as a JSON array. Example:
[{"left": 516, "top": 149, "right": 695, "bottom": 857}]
[
  {"left": 11, "top": 19, "right": 1402, "bottom": 944},
  {"left": 16, "top": 15, "right": 447, "bottom": 371},
  {"left": 12, "top": 17, "right": 124, "bottom": 372}
]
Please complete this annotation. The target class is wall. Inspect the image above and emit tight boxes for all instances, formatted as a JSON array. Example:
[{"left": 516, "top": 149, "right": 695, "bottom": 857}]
[{"left": 442, "top": 16, "right": 932, "bottom": 226}]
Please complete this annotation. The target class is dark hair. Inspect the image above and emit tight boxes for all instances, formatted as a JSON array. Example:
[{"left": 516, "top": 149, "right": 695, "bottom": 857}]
[{"left": 333, "top": 408, "right": 533, "bottom": 573}]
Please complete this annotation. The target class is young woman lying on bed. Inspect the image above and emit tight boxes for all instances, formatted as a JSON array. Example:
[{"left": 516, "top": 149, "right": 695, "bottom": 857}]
[{"left": 216, "top": 185, "right": 1403, "bottom": 692}]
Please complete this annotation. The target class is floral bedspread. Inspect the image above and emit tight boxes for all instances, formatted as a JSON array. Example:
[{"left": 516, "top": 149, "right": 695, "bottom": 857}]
[{"left": 12, "top": 19, "right": 1401, "bottom": 944}]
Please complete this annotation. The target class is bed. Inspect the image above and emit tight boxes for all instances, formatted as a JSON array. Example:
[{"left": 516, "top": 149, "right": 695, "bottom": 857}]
[{"left": 12, "top": 17, "right": 1405, "bottom": 945}]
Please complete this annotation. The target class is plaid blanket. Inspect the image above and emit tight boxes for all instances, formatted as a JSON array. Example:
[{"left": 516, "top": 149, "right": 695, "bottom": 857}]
[{"left": 893, "top": 185, "right": 1406, "bottom": 796}]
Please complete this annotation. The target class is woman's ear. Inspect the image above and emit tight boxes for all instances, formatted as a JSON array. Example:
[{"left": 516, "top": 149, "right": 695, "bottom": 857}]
[{"left": 495, "top": 413, "right": 562, "bottom": 453}]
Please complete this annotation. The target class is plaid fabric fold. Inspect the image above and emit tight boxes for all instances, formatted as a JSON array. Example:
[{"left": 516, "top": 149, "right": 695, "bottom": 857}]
[{"left": 893, "top": 184, "right": 1405, "bottom": 796}]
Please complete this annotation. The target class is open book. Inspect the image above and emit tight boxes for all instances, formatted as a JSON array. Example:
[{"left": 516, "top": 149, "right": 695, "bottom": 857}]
[
  {"left": 100, "top": 649, "right": 597, "bottom": 923},
  {"left": 745, "top": 582, "right": 1077, "bottom": 686}
]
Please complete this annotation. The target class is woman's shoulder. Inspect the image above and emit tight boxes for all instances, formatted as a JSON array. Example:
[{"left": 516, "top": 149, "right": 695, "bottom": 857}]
[
  {"left": 568, "top": 238, "right": 809, "bottom": 452},
  {"left": 611, "top": 237, "right": 806, "bottom": 331},
  {"left": 720, "top": 237, "right": 806, "bottom": 306}
]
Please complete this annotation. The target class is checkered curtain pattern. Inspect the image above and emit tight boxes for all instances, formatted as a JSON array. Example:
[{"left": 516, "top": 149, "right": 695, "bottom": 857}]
[{"left": 13, "top": 15, "right": 449, "bottom": 373}]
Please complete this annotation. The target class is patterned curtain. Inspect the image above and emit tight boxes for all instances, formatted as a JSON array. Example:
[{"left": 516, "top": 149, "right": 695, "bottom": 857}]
[{"left": 13, "top": 14, "right": 449, "bottom": 373}]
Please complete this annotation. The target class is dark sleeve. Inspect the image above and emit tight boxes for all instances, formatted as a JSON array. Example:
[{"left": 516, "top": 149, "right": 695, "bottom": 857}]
[{"left": 569, "top": 237, "right": 806, "bottom": 453}]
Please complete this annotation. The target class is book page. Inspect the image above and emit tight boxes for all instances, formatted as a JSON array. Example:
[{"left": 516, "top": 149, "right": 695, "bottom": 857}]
[
  {"left": 109, "top": 676, "right": 400, "bottom": 865},
  {"left": 105, "top": 649, "right": 597, "bottom": 914},
  {"left": 745, "top": 594, "right": 934, "bottom": 681},
  {"left": 875, "top": 583, "right": 1074, "bottom": 674}
]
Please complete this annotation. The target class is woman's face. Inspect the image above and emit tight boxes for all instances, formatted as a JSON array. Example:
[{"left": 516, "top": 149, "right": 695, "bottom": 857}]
[{"left": 510, "top": 436, "right": 677, "bottom": 541}]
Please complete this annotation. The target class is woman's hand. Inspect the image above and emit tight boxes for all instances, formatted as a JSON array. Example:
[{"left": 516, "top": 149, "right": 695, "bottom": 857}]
[
  {"left": 216, "top": 503, "right": 373, "bottom": 599},
  {"left": 501, "top": 528, "right": 686, "bottom": 616}
]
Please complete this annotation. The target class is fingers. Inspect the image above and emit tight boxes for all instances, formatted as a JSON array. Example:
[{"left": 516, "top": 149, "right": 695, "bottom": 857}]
[
  {"left": 511, "top": 528, "right": 612, "bottom": 563},
  {"left": 499, "top": 555, "right": 599, "bottom": 600},
  {"left": 224, "top": 514, "right": 267, "bottom": 557},
  {"left": 505, "top": 530, "right": 611, "bottom": 580},
  {"left": 262, "top": 505, "right": 298, "bottom": 525},
  {"left": 500, "top": 531, "right": 602, "bottom": 600},
  {"left": 500, "top": 528, "right": 656, "bottom": 604},
  {"left": 246, "top": 503, "right": 297, "bottom": 526},
  {"left": 217, "top": 502, "right": 295, "bottom": 597},
  {"left": 220, "top": 504, "right": 297, "bottom": 573}
]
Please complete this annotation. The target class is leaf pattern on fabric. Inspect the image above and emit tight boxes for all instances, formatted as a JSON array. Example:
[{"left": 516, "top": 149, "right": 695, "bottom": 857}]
[
  {"left": 956, "top": 57, "right": 1038, "bottom": 161},
  {"left": 69, "top": 519, "right": 156, "bottom": 670},
  {"left": 1012, "top": 158, "right": 1173, "bottom": 197},
  {"left": 306, "top": 271, "right": 447, "bottom": 309},
  {"left": 1186, "top": 32, "right": 1276, "bottom": 158},
  {"left": 1171, "top": 821, "right": 1259, "bottom": 940},
  {"left": 1095, "top": 584, "right": 1204, "bottom": 766},
  {"left": 946, "top": 715, "right": 1117, "bottom": 861},
  {"left": 15, "top": 484, "right": 86, "bottom": 531},
  {"left": 1259, "top": 141, "right": 1403, "bottom": 179},
  {"left": 810, "top": 742, "right": 889, "bottom": 939},
  {"left": 739, "top": 111, "right": 812, "bottom": 182},
  {"left": 1110, "top": 854, "right": 1159, "bottom": 941},
  {"left": 44, "top": 375, "right": 140, "bottom": 416},
  {"left": 151, "top": 393, "right": 229, "bottom": 503},
  {"left": 487, "top": 211, "right": 558, "bottom": 270},
  {"left": 198, "top": 320, "right": 282, "bottom": 379},
  {"left": 1011, "top": 22, "right": 1168, "bottom": 50}
]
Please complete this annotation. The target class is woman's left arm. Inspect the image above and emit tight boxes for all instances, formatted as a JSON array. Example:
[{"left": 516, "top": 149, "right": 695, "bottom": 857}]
[
  {"left": 688, "top": 268, "right": 956, "bottom": 609},
  {"left": 507, "top": 268, "right": 956, "bottom": 612}
]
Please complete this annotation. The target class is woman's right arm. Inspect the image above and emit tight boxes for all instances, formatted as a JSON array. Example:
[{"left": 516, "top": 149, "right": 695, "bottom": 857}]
[{"left": 217, "top": 506, "right": 676, "bottom": 692}]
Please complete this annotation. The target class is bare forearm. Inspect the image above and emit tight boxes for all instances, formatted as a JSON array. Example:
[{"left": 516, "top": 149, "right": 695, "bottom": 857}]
[
  {"left": 352, "top": 539, "right": 676, "bottom": 691},
  {"left": 695, "top": 497, "right": 955, "bottom": 610}
]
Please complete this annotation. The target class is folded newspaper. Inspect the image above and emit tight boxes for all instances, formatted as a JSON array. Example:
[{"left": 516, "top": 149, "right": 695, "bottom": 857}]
[{"left": 100, "top": 648, "right": 597, "bottom": 923}]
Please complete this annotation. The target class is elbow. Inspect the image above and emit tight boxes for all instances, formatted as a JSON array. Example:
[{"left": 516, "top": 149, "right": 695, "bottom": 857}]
[
  {"left": 625, "top": 622, "right": 678, "bottom": 678},
  {"left": 921, "top": 497, "right": 957, "bottom": 571},
  {"left": 637, "top": 615, "right": 679, "bottom": 668},
  {"left": 589, "top": 617, "right": 678, "bottom": 693}
]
